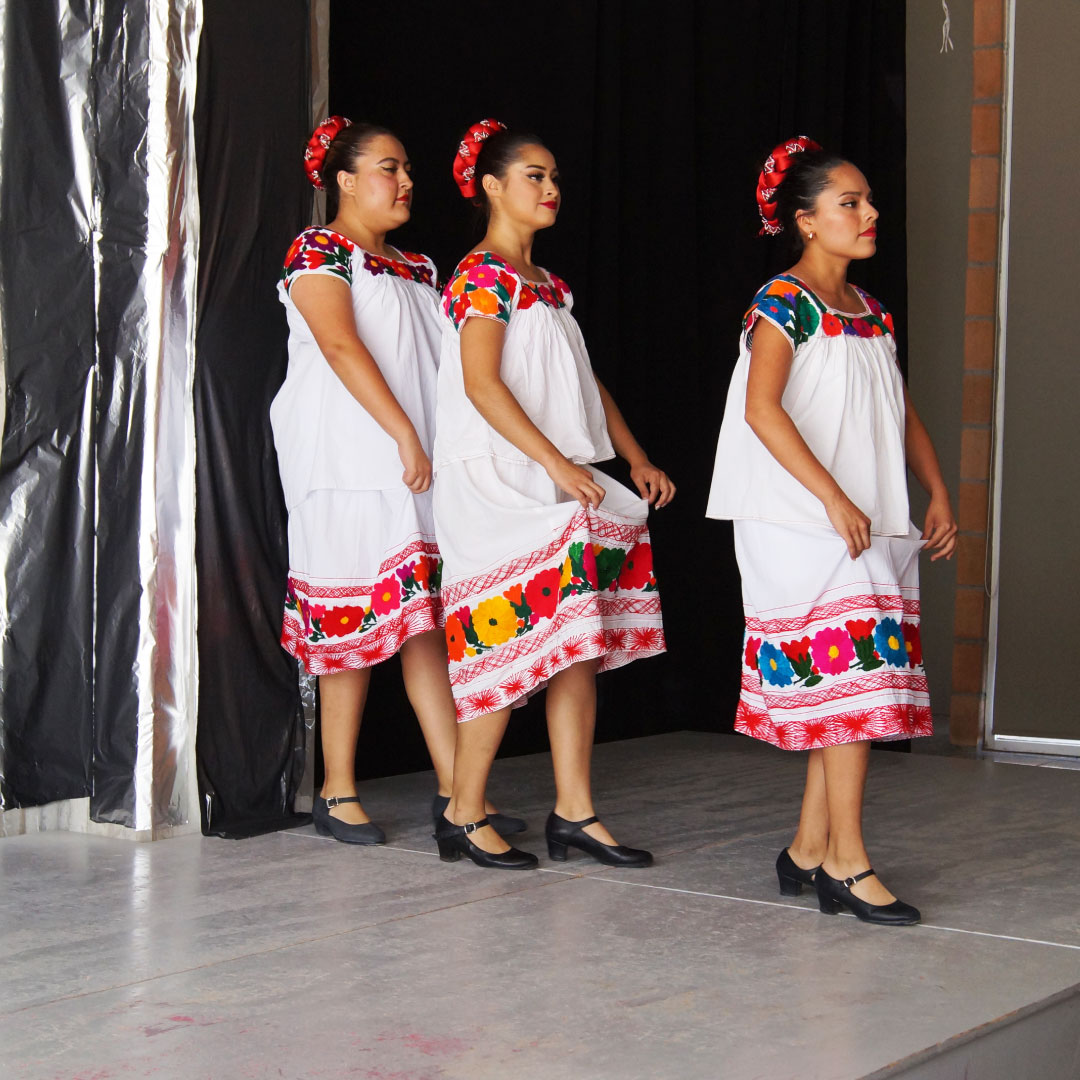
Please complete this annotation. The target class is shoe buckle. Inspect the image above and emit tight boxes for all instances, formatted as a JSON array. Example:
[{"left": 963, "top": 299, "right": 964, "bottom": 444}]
[
  {"left": 843, "top": 876, "right": 857, "bottom": 889},
  {"left": 463, "top": 821, "right": 478, "bottom": 834},
  {"left": 325, "top": 796, "right": 339, "bottom": 809}
]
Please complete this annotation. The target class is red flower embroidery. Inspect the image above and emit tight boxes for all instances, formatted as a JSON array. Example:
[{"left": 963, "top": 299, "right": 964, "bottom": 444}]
[
  {"left": 445, "top": 614, "right": 467, "bottom": 663},
  {"left": 744, "top": 636, "right": 762, "bottom": 671},
  {"left": 581, "top": 543, "right": 599, "bottom": 588},
  {"left": 845, "top": 618, "right": 877, "bottom": 641},
  {"left": 884, "top": 312, "right": 894, "bottom": 333},
  {"left": 525, "top": 567, "right": 561, "bottom": 622},
  {"left": 780, "top": 636, "right": 812, "bottom": 664},
  {"left": 413, "top": 557, "right": 431, "bottom": 590},
  {"left": 371, "top": 577, "right": 401, "bottom": 615},
  {"left": 822, "top": 312, "right": 843, "bottom": 336},
  {"left": 902, "top": 621, "right": 922, "bottom": 667},
  {"left": 851, "top": 318, "right": 874, "bottom": 338},
  {"left": 320, "top": 605, "right": 366, "bottom": 638},
  {"left": 618, "top": 542, "right": 654, "bottom": 589}
]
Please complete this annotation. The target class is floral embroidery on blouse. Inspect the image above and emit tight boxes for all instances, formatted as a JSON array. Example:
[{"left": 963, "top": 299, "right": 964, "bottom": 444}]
[
  {"left": 744, "top": 616, "right": 921, "bottom": 690},
  {"left": 281, "top": 229, "right": 436, "bottom": 291},
  {"left": 442, "top": 251, "right": 571, "bottom": 330},
  {"left": 743, "top": 275, "right": 894, "bottom": 349},
  {"left": 444, "top": 540, "right": 657, "bottom": 662},
  {"left": 361, "top": 249, "right": 436, "bottom": 288},
  {"left": 282, "top": 228, "right": 355, "bottom": 290}
]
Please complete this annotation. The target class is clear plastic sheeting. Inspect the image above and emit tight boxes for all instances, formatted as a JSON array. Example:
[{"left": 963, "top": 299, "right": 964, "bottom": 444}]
[{"left": 0, "top": 0, "right": 201, "bottom": 833}]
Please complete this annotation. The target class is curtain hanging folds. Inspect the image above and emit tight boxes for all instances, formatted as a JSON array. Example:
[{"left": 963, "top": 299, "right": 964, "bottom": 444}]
[{"left": 0, "top": 0, "right": 202, "bottom": 833}]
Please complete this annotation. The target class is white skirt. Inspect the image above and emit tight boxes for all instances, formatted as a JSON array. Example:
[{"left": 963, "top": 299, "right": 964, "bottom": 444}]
[
  {"left": 433, "top": 456, "right": 666, "bottom": 722},
  {"left": 281, "top": 487, "right": 443, "bottom": 675},
  {"left": 733, "top": 519, "right": 932, "bottom": 749}
]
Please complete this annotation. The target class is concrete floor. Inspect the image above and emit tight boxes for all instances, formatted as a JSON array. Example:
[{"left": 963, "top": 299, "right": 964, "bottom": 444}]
[{"left": 3, "top": 732, "right": 1080, "bottom": 1079}]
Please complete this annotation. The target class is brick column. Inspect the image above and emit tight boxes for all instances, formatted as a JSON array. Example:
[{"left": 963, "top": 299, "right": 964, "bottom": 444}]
[{"left": 950, "top": 0, "right": 1005, "bottom": 744}]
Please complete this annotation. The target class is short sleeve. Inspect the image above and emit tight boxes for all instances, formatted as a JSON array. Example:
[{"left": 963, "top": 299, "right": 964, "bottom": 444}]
[
  {"left": 281, "top": 228, "right": 354, "bottom": 292},
  {"left": 442, "top": 252, "right": 520, "bottom": 330},
  {"left": 743, "top": 278, "right": 820, "bottom": 352}
]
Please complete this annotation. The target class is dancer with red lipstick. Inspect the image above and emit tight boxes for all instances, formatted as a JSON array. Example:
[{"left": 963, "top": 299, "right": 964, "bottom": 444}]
[
  {"left": 271, "top": 117, "right": 524, "bottom": 844},
  {"left": 707, "top": 138, "right": 957, "bottom": 924},
  {"left": 431, "top": 119, "right": 675, "bottom": 870}
]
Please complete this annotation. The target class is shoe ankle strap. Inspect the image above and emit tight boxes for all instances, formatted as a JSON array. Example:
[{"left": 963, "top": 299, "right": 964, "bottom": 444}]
[
  {"left": 463, "top": 817, "right": 490, "bottom": 834},
  {"left": 558, "top": 813, "right": 600, "bottom": 829},
  {"left": 325, "top": 795, "right": 360, "bottom": 808},
  {"left": 843, "top": 868, "right": 875, "bottom": 888}
]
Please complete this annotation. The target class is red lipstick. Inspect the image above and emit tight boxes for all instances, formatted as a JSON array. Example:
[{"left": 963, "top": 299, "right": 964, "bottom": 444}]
[
  {"left": 540, "top": 200, "right": 558, "bottom": 210},
  {"left": 860, "top": 227, "right": 877, "bottom": 238}
]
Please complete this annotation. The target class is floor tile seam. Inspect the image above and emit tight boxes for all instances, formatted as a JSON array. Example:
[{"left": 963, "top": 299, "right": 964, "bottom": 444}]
[
  {"left": 0, "top": 873, "right": 590, "bottom": 1019},
  {"left": 583, "top": 877, "right": 1080, "bottom": 951}
]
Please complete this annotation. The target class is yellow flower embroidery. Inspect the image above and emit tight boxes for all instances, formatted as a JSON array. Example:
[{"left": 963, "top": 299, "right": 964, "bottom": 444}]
[{"left": 472, "top": 595, "right": 518, "bottom": 647}]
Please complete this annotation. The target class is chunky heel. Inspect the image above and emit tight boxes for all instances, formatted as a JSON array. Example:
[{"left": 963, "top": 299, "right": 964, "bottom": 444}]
[
  {"left": 436, "top": 837, "right": 462, "bottom": 862},
  {"left": 818, "top": 894, "right": 842, "bottom": 914},
  {"left": 775, "top": 849, "right": 820, "bottom": 898},
  {"left": 547, "top": 839, "right": 569, "bottom": 861},
  {"left": 778, "top": 873, "right": 802, "bottom": 897}
]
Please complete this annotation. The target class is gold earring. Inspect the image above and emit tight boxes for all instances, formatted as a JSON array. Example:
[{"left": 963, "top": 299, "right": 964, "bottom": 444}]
[{"left": 807, "top": 231, "right": 814, "bottom": 241}]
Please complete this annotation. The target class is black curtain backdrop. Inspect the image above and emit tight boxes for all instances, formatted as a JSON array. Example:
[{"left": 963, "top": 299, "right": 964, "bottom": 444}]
[
  {"left": 191, "top": 0, "right": 907, "bottom": 833},
  {"left": 193, "top": 0, "right": 312, "bottom": 836},
  {"left": 326, "top": 0, "right": 909, "bottom": 773}
]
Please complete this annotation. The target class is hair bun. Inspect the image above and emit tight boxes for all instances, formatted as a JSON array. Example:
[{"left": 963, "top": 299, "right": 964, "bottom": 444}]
[
  {"left": 756, "top": 135, "right": 822, "bottom": 235},
  {"left": 304, "top": 115, "right": 353, "bottom": 190},
  {"left": 453, "top": 118, "right": 508, "bottom": 199}
]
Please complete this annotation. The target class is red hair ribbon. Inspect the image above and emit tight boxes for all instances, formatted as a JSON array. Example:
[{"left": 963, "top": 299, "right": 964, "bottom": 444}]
[
  {"left": 453, "top": 118, "right": 507, "bottom": 199},
  {"left": 304, "top": 115, "right": 353, "bottom": 190},
  {"left": 756, "top": 135, "right": 822, "bottom": 236}
]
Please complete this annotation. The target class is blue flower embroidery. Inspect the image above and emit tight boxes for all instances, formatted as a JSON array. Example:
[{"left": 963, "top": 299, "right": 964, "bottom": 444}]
[
  {"left": 758, "top": 295, "right": 790, "bottom": 325},
  {"left": 874, "top": 618, "right": 909, "bottom": 668},
  {"left": 759, "top": 642, "right": 795, "bottom": 686}
]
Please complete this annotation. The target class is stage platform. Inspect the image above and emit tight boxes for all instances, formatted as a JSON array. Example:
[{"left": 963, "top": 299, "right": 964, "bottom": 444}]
[{"left": 3, "top": 732, "right": 1080, "bottom": 1079}]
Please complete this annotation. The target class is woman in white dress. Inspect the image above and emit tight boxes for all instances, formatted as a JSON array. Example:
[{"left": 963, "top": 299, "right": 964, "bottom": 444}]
[
  {"left": 432, "top": 119, "right": 675, "bottom": 870},
  {"left": 707, "top": 137, "right": 957, "bottom": 923},
  {"left": 272, "top": 117, "right": 524, "bottom": 844}
]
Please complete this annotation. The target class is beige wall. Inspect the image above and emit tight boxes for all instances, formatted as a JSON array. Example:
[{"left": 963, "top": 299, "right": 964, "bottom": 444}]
[
  {"left": 905, "top": 5, "right": 973, "bottom": 727},
  {"left": 989, "top": 1, "right": 1080, "bottom": 743}
]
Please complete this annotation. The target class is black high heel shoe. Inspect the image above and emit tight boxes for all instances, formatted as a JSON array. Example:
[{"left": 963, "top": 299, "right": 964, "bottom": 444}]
[
  {"left": 431, "top": 794, "right": 526, "bottom": 836},
  {"left": 815, "top": 867, "right": 921, "bottom": 925},
  {"left": 776, "top": 848, "right": 821, "bottom": 896},
  {"left": 433, "top": 816, "right": 538, "bottom": 870},
  {"left": 545, "top": 812, "right": 653, "bottom": 868},
  {"left": 312, "top": 795, "right": 386, "bottom": 845}
]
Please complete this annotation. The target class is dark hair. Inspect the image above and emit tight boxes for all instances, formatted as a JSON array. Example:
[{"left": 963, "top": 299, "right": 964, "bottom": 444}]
[
  {"left": 772, "top": 148, "right": 850, "bottom": 253},
  {"left": 472, "top": 129, "right": 546, "bottom": 219},
  {"left": 322, "top": 122, "right": 396, "bottom": 219}
]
